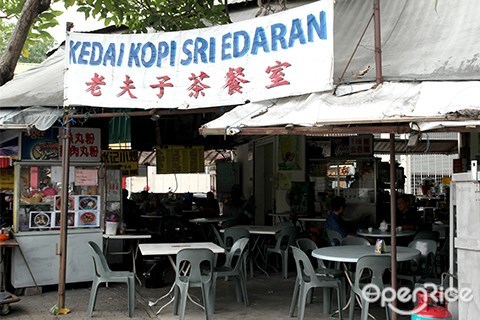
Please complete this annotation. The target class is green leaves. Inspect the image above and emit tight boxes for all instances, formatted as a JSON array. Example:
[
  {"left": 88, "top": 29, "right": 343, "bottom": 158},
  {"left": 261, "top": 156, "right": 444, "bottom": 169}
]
[{"left": 75, "top": 0, "right": 230, "bottom": 32}]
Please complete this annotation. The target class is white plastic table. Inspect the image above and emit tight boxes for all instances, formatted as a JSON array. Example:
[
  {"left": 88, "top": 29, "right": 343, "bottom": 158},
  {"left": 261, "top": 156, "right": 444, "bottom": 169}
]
[
  {"left": 312, "top": 245, "right": 420, "bottom": 263},
  {"left": 139, "top": 242, "right": 224, "bottom": 315}
]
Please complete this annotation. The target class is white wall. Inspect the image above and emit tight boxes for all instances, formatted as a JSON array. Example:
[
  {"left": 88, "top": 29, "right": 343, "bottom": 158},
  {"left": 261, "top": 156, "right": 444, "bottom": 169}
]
[{"left": 126, "top": 166, "right": 210, "bottom": 193}]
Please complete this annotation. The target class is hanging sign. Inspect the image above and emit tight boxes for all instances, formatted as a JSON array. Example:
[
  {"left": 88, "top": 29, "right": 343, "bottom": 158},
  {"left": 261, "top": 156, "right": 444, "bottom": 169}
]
[
  {"left": 65, "top": 0, "right": 334, "bottom": 109},
  {"left": 101, "top": 150, "right": 139, "bottom": 176},
  {"left": 156, "top": 145, "right": 204, "bottom": 174},
  {"left": 21, "top": 127, "right": 101, "bottom": 162}
]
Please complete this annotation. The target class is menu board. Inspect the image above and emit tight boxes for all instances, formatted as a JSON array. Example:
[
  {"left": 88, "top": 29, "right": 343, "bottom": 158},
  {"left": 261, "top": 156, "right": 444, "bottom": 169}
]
[{"left": 156, "top": 145, "right": 204, "bottom": 174}]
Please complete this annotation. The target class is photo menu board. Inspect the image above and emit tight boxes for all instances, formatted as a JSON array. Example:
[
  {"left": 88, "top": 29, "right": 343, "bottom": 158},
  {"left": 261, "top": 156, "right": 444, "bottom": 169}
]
[{"left": 28, "top": 195, "right": 101, "bottom": 229}]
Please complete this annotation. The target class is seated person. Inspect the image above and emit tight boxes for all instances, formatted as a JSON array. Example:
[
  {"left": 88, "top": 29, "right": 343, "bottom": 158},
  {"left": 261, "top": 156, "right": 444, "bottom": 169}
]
[
  {"left": 202, "top": 191, "right": 220, "bottom": 218},
  {"left": 325, "top": 196, "right": 351, "bottom": 239},
  {"left": 144, "top": 195, "right": 169, "bottom": 216},
  {"left": 396, "top": 194, "right": 419, "bottom": 231},
  {"left": 122, "top": 189, "right": 139, "bottom": 229}
]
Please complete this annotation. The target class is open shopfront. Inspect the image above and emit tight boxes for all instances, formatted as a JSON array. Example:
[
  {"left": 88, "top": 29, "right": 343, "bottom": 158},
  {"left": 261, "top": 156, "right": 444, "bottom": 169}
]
[{"left": 10, "top": 126, "right": 122, "bottom": 288}]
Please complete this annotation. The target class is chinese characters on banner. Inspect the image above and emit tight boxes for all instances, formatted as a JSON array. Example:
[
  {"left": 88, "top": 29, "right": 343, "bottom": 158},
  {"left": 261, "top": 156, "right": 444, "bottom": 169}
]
[
  {"left": 101, "top": 150, "right": 139, "bottom": 176},
  {"left": 65, "top": 0, "right": 334, "bottom": 109},
  {"left": 21, "top": 127, "right": 101, "bottom": 162},
  {"left": 156, "top": 145, "right": 204, "bottom": 174}
]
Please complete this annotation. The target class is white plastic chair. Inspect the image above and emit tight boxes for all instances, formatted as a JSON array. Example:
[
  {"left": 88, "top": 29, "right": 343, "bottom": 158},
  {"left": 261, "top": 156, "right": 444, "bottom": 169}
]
[{"left": 87, "top": 241, "right": 135, "bottom": 318}]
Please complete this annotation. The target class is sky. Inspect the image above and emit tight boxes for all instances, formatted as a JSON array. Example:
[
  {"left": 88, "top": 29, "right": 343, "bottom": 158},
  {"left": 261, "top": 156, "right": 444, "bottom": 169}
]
[{"left": 47, "top": 4, "right": 106, "bottom": 44}]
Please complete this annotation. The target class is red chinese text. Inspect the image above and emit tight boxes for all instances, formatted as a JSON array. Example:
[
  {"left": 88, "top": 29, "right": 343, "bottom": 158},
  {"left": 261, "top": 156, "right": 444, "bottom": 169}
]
[
  {"left": 117, "top": 75, "right": 137, "bottom": 99},
  {"left": 187, "top": 72, "right": 210, "bottom": 98},
  {"left": 224, "top": 67, "right": 249, "bottom": 95},
  {"left": 85, "top": 73, "right": 106, "bottom": 96},
  {"left": 265, "top": 61, "right": 291, "bottom": 89},
  {"left": 150, "top": 75, "right": 174, "bottom": 99}
]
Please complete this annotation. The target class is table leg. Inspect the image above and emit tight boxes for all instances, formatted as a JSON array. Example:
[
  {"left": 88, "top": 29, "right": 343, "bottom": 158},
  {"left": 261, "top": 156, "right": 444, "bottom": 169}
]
[
  {"left": 250, "top": 235, "right": 270, "bottom": 277},
  {"left": 131, "top": 240, "right": 142, "bottom": 285},
  {"left": 330, "top": 262, "right": 376, "bottom": 320},
  {"left": 149, "top": 255, "right": 207, "bottom": 315}
]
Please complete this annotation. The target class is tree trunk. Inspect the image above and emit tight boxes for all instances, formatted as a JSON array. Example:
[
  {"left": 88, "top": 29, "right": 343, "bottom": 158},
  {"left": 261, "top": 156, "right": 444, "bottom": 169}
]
[{"left": 0, "top": 0, "right": 51, "bottom": 86}]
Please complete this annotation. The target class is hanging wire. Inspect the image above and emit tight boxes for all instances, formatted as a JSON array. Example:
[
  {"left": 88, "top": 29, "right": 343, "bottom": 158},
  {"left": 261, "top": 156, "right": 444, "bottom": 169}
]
[{"left": 57, "top": 116, "right": 76, "bottom": 130}]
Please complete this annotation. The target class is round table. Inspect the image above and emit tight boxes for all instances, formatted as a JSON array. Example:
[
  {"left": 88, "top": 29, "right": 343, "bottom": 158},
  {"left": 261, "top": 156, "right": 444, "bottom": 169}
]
[
  {"left": 312, "top": 245, "right": 420, "bottom": 263},
  {"left": 356, "top": 229, "right": 416, "bottom": 238}
]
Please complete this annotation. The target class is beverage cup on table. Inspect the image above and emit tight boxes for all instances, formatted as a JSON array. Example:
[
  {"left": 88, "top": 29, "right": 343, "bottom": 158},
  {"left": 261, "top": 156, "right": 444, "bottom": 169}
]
[{"left": 368, "top": 227, "right": 373, "bottom": 233}]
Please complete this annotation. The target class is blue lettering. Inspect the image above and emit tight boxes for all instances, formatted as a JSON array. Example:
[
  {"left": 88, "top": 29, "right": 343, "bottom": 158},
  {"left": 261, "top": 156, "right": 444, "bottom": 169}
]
[
  {"left": 170, "top": 41, "right": 176, "bottom": 67},
  {"left": 69, "top": 41, "right": 82, "bottom": 64},
  {"left": 128, "top": 43, "right": 142, "bottom": 67},
  {"left": 117, "top": 43, "right": 125, "bottom": 67},
  {"left": 307, "top": 11, "right": 327, "bottom": 41},
  {"left": 233, "top": 31, "right": 249, "bottom": 58},
  {"left": 157, "top": 41, "right": 169, "bottom": 68},
  {"left": 251, "top": 27, "right": 269, "bottom": 55},
  {"left": 194, "top": 37, "right": 208, "bottom": 64},
  {"left": 221, "top": 33, "right": 232, "bottom": 60},
  {"left": 78, "top": 42, "right": 91, "bottom": 65},
  {"left": 288, "top": 18, "right": 306, "bottom": 47},
  {"left": 103, "top": 43, "right": 116, "bottom": 66},
  {"left": 141, "top": 42, "right": 156, "bottom": 67},
  {"left": 180, "top": 39, "right": 193, "bottom": 66},
  {"left": 89, "top": 42, "right": 103, "bottom": 65},
  {"left": 270, "top": 24, "right": 287, "bottom": 51},
  {"left": 209, "top": 37, "right": 215, "bottom": 63}
]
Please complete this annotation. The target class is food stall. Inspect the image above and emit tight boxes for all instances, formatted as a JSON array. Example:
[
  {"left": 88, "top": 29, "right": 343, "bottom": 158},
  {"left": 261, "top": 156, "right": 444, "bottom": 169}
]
[{"left": 9, "top": 126, "right": 120, "bottom": 288}]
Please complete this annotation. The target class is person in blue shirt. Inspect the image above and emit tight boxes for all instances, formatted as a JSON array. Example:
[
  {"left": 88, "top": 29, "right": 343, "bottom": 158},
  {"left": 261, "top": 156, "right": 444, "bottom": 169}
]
[{"left": 326, "top": 196, "right": 350, "bottom": 239}]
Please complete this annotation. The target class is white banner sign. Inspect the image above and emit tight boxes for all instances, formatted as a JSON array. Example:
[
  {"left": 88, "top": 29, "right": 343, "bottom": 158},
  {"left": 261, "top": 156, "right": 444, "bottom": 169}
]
[{"left": 65, "top": 0, "right": 333, "bottom": 110}]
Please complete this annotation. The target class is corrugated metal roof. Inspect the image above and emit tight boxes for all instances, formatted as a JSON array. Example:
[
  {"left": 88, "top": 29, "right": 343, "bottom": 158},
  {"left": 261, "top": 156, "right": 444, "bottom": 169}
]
[{"left": 374, "top": 139, "right": 458, "bottom": 155}]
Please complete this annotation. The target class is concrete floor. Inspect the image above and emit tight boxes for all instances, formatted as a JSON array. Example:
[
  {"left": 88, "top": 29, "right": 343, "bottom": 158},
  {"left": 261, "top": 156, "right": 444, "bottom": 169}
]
[
  {"left": 137, "top": 267, "right": 409, "bottom": 320},
  {"left": 4, "top": 268, "right": 412, "bottom": 319}
]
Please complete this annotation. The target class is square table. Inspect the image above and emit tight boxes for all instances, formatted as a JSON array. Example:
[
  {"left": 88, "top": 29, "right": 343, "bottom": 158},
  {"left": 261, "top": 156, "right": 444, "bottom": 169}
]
[
  {"left": 103, "top": 234, "right": 151, "bottom": 285},
  {"left": 221, "top": 225, "right": 285, "bottom": 276},
  {"left": 139, "top": 242, "right": 224, "bottom": 315}
]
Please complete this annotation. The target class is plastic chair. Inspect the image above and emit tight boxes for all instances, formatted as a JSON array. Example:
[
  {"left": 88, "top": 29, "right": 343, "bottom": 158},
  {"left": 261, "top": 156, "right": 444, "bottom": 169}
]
[
  {"left": 295, "top": 238, "right": 346, "bottom": 311},
  {"left": 173, "top": 248, "right": 215, "bottom": 320},
  {"left": 289, "top": 246, "right": 343, "bottom": 320},
  {"left": 414, "top": 230, "right": 440, "bottom": 242},
  {"left": 265, "top": 226, "right": 298, "bottom": 279},
  {"left": 213, "top": 238, "right": 250, "bottom": 311},
  {"left": 86, "top": 241, "right": 135, "bottom": 318},
  {"left": 341, "top": 236, "right": 370, "bottom": 246},
  {"left": 326, "top": 229, "right": 344, "bottom": 246},
  {"left": 224, "top": 227, "right": 250, "bottom": 249},
  {"left": 223, "top": 227, "right": 253, "bottom": 278},
  {"left": 399, "top": 239, "right": 438, "bottom": 284},
  {"left": 212, "top": 225, "right": 225, "bottom": 248},
  {"left": 349, "top": 255, "right": 391, "bottom": 320}
]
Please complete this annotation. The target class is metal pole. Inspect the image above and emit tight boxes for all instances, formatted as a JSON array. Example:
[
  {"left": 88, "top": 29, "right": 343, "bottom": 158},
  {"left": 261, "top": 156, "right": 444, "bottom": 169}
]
[
  {"left": 57, "top": 113, "right": 71, "bottom": 310},
  {"left": 373, "top": 0, "right": 383, "bottom": 84},
  {"left": 389, "top": 133, "right": 398, "bottom": 320}
]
